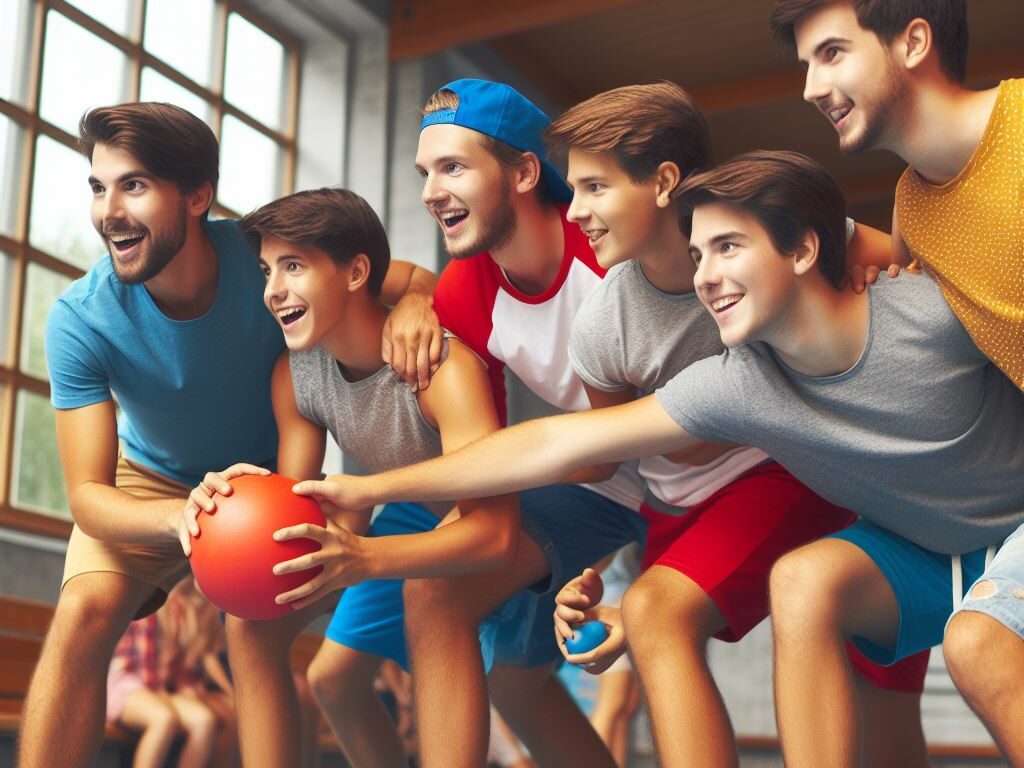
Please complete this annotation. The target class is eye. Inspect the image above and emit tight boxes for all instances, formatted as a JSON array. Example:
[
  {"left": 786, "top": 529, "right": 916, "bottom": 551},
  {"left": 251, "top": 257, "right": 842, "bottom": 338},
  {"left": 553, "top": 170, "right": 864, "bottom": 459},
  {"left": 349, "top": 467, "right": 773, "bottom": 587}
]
[
  {"left": 90, "top": 182, "right": 104, "bottom": 195},
  {"left": 587, "top": 183, "right": 604, "bottom": 194},
  {"left": 445, "top": 162, "right": 463, "bottom": 175},
  {"left": 260, "top": 265, "right": 270, "bottom": 279},
  {"left": 720, "top": 241, "right": 739, "bottom": 254},
  {"left": 285, "top": 260, "right": 301, "bottom": 273},
  {"left": 416, "top": 167, "right": 427, "bottom": 179},
  {"left": 689, "top": 251, "right": 702, "bottom": 266},
  {"left": 124, "top": 179, "right": 146, "bottom": 192},
  {"left": 825, "top": 46, "right": 841, "bottom": 62}
]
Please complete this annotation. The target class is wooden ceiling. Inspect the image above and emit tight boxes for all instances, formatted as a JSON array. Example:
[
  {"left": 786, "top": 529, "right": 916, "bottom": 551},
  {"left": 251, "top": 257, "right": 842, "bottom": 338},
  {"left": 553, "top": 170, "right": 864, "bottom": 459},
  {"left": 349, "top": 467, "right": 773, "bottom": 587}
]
[{"left": 390, "top": 0, "right": 1024, "bottom": 227}]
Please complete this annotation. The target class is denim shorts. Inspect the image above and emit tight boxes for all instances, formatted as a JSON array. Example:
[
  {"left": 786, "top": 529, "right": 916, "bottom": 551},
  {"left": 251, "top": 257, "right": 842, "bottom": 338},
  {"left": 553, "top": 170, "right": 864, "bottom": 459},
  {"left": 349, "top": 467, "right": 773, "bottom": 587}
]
[
  {"left": 490, "top": 484, "right": 646, "bottom": 668},
  {"left": 829, "top": 519, "right": 1021, "bottom": 666}
]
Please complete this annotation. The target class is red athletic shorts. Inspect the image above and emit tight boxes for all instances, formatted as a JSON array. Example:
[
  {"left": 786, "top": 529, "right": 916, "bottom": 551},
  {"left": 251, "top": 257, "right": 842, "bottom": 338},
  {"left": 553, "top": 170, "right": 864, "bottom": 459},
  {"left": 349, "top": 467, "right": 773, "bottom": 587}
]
[{"left": 639, "top": 461, "right": 929, "bottom": 694}]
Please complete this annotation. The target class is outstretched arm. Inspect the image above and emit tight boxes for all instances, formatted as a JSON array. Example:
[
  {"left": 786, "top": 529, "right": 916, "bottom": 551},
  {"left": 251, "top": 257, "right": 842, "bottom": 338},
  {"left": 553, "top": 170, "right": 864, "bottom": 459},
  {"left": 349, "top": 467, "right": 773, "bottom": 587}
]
[{"left": 294, "top": 394, "right": 694, "bottom": 511}]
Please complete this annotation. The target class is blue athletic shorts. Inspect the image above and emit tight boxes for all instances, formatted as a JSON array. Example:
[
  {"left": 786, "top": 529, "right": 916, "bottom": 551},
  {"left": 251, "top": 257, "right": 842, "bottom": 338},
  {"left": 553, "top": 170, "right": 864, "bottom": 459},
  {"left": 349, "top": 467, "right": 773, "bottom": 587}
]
[
  {"left": 325, "top": 487, "right": 645, "bottom": 671},
  {"left": 828, "top": 519, "right": 1024, "bottom": 666}
]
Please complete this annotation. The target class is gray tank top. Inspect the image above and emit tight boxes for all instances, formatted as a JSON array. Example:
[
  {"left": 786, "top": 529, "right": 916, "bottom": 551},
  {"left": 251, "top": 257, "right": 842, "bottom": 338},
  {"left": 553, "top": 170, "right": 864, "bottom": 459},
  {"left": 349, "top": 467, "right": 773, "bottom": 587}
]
[{"left": 289, "top": 343, "right": 450, "bottom": 516}]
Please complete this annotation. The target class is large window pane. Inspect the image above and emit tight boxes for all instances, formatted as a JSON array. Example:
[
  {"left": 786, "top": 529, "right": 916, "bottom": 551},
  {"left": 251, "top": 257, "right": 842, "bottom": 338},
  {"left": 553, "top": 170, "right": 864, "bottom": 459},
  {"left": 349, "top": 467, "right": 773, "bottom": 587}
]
[
  {"left": 65, "top": 0, "right": 134, "bottom": 36},
  {"left": 29, "top": 135, "right": 98, "bottom": 270},
  {"left": 0, "top": 0, "right": 34, "bottom": 106},
  {"left": 139, "top": 67, "right": 211, "bottom": 124},
  {"left": 0, "top": 251, "right": 14, "bottom": 366},
  {"left": 39, "top": 11, "right": 130, "bottom": 135},
  {"left": 13, "top": 389, "right": 70, "bottom": 519},
  {"left": 144, "top": 0, "right": 214, "bottom": 88},
  {"left": 218, "top": 116, "right": 282, "bottom": 214},
  {"left": 0, "top": 114, "right": 24, "bottom": 238},
  {"left": 225, "top": 13, "right": 286, "bottom": 132},
  {"left": 21, "top": 263, "right": 73, "bottom": 380}
]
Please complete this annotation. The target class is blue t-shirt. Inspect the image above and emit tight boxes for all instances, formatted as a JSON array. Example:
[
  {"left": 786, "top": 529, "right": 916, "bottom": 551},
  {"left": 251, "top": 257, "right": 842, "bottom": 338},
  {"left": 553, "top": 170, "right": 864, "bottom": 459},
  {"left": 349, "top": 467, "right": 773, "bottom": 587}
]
[{"left": 45, "top": 219, "right": 283, "bottom": 486}]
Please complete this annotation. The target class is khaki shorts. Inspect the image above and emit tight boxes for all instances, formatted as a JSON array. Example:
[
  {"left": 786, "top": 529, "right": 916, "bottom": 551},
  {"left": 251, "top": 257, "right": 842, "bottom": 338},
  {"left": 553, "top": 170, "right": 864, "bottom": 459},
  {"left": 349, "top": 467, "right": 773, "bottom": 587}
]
[{"left": 62, "top": 455, "right": 193, "bottom": 618}]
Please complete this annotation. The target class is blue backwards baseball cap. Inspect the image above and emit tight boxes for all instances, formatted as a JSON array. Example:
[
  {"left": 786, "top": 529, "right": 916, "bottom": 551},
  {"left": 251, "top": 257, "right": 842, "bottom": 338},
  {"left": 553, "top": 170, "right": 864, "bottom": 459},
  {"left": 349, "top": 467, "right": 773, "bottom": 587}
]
[{"left": 420, "top": 79, "right": 572, "bottom": 204}]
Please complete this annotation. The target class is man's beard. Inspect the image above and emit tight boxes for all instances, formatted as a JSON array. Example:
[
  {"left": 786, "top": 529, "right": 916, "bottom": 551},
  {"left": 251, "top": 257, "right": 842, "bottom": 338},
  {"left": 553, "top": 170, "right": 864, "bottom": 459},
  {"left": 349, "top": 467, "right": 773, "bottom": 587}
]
[
  {"left": 108, "top": 203, "right": 188, "bottom": 284},
  {"left": 841, "top": 59, "right": 907, "bottom": 155},
  {"left": 445, "top": 182, "right": 518, "bottom": 260}
]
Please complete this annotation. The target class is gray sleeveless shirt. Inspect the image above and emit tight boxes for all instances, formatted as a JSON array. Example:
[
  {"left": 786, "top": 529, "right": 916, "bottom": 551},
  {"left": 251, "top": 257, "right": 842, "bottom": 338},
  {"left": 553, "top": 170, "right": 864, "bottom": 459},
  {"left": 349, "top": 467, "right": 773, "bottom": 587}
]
[{"left": 289, "top": 343, "right": 451, "bottom": 516}]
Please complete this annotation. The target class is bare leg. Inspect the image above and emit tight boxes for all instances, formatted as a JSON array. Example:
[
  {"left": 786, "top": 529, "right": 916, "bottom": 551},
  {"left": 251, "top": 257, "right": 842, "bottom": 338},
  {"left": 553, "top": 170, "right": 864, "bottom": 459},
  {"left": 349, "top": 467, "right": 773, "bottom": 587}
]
[
  {"left": 621, "top": 566, "right": 734, "bottom": 768},
  {"left": 292, "top": 672, "right": 322, "bottom": 768},
  {"left": 226, "top": 595, "right": 334, "bottom": 768},
  {"left": 168, "top": 692, "right": 218, "bottom": 768},
  {"left": 196, "top": 691, "right": 240, "bottom": 768},
  {"left": 17, "top": 572, "right": 157, "bottom": 768},
  {"left": 856, "top": 676, "right": 927, "bottom": 768},
  {"left": 589, "top": 669, "right": 638, "bottom": 767},
  {"left": 306, "top": 640, "right": 405, "bottom": 768},
  {"left": 769, "top": 539, "right": 900, "bottom": 768},
  {"left": 945, "top": 609, "right": 1024, "bottom": 764},
  {"left": 404, "top": 533, "right": 614, "bottom": 768},
  {"left": 118, "top": 688, "right": 181, "bottom": 768}
]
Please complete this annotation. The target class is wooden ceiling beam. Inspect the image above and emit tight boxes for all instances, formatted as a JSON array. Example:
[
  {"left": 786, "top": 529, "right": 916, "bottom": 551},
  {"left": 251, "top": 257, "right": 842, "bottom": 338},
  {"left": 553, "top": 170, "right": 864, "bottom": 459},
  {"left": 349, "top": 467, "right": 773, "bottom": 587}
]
[
  {"left": 389, "top": 0, "right": 646, "bottom": 61},
  {"left": 692, "top": 46, "right": 1023, "bottom": 116}
]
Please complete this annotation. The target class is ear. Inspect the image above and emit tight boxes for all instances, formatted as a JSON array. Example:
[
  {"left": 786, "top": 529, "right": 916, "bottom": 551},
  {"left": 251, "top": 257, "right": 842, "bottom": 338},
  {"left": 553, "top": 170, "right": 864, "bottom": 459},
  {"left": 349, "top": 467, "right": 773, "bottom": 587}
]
[
  {"left": 186, "top": 182, "right": 214, "bottom": 218},
  {"left": 792, "top": 228, "right": 820, "bottom": 277},
  {"left": 899, "top": 18, "right": 932, "bottom": 72},
  {"left": 514, "top": 152, "right": 543, "bottom": 194},
  {"left": 654, "top": 162, "right": 682, "bottom": 208},
  {"left": 347, "top": 252, "right": 372, "bottom": 293}
]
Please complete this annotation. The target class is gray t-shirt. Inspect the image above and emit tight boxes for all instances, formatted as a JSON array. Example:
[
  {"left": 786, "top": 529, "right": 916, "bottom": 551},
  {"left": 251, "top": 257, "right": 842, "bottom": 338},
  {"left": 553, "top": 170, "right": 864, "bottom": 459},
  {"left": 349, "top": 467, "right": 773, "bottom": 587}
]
[
  {"left": 290, "top": 343, "right": 450, "bottom": 516},
  {"left": 569, "top": 259, "right": 767, "bottom": 507},
  {"left": 655, "top": 272, "right": 1024, "bottom": 553}
]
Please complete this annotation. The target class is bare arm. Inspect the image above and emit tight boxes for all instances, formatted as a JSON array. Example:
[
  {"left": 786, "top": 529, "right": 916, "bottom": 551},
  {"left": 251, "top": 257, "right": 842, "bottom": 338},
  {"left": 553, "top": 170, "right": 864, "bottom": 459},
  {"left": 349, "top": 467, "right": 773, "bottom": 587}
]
[
  {"left": 55, "top": 401, "right": 180, "bottom": 544},
  {"left": 294, "top": 395, "right": 695, "bottom": 511},
  {"left": 380, "top": 260, "right": 443, "bottom": 391},
  {"left": 560, "top": 384, "right": 634, "bottom": 485}
]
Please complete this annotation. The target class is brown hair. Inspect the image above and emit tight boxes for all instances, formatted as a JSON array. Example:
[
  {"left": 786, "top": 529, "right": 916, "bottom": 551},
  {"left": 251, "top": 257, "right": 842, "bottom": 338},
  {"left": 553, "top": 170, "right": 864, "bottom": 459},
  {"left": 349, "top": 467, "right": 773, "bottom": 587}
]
[
  {"left": 770, "top": 0, "right": 968, "bottom": 83},
  {"left": 79, "top": 103, "right": 219, "bottom": 217},
  {"left": 240, "top": 187, "right": 390, "bottom": 297},
  {"left": 544, "top": 82, "right": 713, "bottom": 185},
  {"left": 422, "top": 89, "right": 552, "bottom": 204},
  {"left": 675, "top": 150, "right": 847, "bottom": 290}
]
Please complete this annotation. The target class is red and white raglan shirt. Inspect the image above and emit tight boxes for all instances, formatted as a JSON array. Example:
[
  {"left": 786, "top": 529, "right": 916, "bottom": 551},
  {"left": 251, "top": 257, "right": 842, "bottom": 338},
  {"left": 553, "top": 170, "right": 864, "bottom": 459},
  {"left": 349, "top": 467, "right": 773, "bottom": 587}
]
[{"left": 434, "top": 207, "right": 644, "bottom": 511}]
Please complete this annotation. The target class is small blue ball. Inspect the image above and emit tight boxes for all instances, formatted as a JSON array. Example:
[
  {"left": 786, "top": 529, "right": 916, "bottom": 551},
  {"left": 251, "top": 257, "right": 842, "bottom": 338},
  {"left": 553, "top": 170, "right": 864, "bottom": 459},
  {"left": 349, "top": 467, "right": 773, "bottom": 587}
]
[{"left": 564, "top": 621, "right": 608, "bottom": 656}]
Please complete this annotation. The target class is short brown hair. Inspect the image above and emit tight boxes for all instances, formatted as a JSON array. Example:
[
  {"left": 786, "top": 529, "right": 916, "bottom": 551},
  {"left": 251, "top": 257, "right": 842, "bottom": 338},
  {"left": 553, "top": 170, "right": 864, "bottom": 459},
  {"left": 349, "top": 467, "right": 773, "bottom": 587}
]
[
  {"left": 544, "top": 82, "right": 713, "bottom": 185},
  {"left": 240, "top": 188, "right": 391, "bottom": 297},
  {"left": 675, "top": 151, "right": 847, "bottom": 290},
  {"left": 770, "top": 0, "right": 968, "bottom": 83},
  {"left": 422, "top": 89, "right": 552, "bottom": 204},
  {"left": 79, "top": 103, "right": 219, "bottom": 217}
]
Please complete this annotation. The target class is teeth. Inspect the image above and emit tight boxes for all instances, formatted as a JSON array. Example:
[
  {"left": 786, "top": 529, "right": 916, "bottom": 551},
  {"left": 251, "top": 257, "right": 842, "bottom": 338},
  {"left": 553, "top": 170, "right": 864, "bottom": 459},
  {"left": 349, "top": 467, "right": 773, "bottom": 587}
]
[
  {"left": 585, "top": 230, "right": 607, "bottom": 242},
  {"left": 440, "top": 210, "right": 467, "bottom": 223},
  {"left": 108, "top": 233, "right": 143, "bottom": 243},
  {"left": 712, "top": 295, "right": 741, "bottom": 311},
  {"left": 276, "top": 307, "right": 305, "bottom": 320},
  {"left": 829, "top": 106, "right": 850, "bottom": 123}
]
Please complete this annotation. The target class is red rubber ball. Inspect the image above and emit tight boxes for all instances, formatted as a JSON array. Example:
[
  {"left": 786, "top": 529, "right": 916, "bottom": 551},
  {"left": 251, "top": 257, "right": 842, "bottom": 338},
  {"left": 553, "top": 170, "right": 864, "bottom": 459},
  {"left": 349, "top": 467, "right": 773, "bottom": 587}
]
[{"left": 189, "top": 473, "right": 325, "bottom": 621}]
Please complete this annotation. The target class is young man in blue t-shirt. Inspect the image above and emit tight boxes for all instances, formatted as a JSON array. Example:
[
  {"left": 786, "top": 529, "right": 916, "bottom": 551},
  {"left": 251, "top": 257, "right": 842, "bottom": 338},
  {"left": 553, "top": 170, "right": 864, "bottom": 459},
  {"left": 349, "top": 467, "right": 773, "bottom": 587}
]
[{"left": 26, "top": 102, "right": 440, "bottom": 768}]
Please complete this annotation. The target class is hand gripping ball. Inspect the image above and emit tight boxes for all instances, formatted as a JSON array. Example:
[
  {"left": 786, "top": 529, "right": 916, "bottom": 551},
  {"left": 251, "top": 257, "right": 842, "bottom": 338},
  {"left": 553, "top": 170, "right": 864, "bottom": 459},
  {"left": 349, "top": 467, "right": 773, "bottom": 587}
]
[
  {"left": 564, "top": 621, "right": 609, "bottom": 656},
  {"left": 189, "top": 473, "right": 324, "bottom": 621}
]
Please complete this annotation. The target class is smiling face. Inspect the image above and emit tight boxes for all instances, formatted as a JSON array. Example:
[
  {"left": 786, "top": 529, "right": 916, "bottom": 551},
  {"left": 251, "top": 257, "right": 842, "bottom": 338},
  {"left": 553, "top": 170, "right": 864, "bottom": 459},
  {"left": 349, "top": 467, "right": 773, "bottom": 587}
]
[
  {"left": 565, "top": 148, "right": 664, "bottom": 269},
  {"left": 416, "top": 123, "right": 519, "bottom": 259},
  {"left": 259, "top": 237, "right": 351, "bottom": 351},
  {"left": 690, "top": 202, "right": 801, "bottom": 348},
  {"left": 89, "top": 143, "right": 190, "bottom": 284},
  {"left": 794, "top": 2, "right": 908, "bottom": 154}
]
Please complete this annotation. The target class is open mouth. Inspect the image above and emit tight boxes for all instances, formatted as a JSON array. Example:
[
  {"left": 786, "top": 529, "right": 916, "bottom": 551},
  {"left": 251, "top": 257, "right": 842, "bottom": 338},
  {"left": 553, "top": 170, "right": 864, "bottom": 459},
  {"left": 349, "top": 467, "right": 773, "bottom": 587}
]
[
  {"left": 107, "top": 231, "right": 145, "bottom": 253},
  {"left": 439, "top": 209, "right": 469, "bottom": 230},
  {"left": 276, "top": 307, "right": 307, "bottom": 327},
  {"left": 583, "top": 228, "right": 607, "bottom": 245},
  {"left": 710, "top": 294, "right": 743, "bottom": 314},
  {"left": 826, "top": 103, "right": 852, "bottom": 129}
]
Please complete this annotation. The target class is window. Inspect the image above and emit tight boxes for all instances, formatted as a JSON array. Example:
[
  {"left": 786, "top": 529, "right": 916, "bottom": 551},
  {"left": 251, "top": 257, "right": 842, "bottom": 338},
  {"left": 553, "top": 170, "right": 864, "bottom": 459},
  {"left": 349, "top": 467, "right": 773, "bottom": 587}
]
[{"left": 0, "top": 0, "right": 299, "bottom": 536}]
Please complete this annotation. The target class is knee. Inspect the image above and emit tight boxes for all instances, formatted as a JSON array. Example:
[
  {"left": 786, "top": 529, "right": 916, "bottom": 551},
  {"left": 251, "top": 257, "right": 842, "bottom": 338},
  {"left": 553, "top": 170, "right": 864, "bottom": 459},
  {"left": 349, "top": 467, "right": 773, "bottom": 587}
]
[
  {"left": 621, "top": 577, "right": 664, "bottom": 640},
  {"left": 944, "top": 611, "right": 1003, "bottom": 696},
  {"left": 181, "top": 706, "right": 218, "bottom": 742},
  {"left": 769, "top": 548, "right": 837, "bottom": 632},
  {"left": 621, "top": 573, "right": 710, "bottom": 645},
  {"left": 306, "top": 653, "right": 342, "bottom": 708},
  {"left": 403, "top": 578, "right": 470, "bottom": 627},
  {"left": 148, "top": 704, "right": 182, "bottom": 739},
  {"left": 51, "top": 587, "right": 126, "bottom": 649}
]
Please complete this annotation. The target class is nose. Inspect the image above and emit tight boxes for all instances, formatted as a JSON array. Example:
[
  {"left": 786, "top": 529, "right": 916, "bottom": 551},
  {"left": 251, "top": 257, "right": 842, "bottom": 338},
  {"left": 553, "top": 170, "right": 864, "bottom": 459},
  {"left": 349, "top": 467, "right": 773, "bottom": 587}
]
[
  {"left": 566, "top": 192, "right": 587, "bottom": 224},
  {"left": 802, "top": 62, "right": 829, "bottom": 105},
  {"left": 421, "top": 172, "right": 446, "bottom": 207},
  {"left": 264, "top": 267, "right": 286, "bottom": 307},
  {"left": 694, "top": 253, "right": 719, "bottom": 294},
  {"left": 100, "top": 189, "right": 124, "bottom": 226}
]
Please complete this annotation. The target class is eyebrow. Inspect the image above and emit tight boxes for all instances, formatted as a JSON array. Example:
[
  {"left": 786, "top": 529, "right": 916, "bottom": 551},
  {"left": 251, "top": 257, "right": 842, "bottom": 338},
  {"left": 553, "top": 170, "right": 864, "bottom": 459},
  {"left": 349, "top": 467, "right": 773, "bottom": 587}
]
[
  {"left": 572, "top": 175, "right": 605, "bottom": 186},
  {"left": 703, "top": 231, "right": 748, "bottom": 249},
  {"left": 87, "top": 170, "right": 158, "bottom": 186}
]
